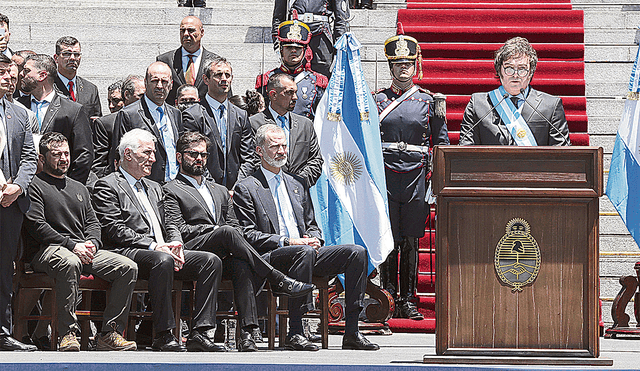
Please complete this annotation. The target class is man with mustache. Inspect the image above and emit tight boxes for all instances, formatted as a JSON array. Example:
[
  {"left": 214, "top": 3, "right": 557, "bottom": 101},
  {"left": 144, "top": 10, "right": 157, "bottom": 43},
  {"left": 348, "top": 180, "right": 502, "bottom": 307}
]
[
  {"left": 250, "top": 73, "right": 322, "bottom": 187},
  {"left": 182, "top": 57, "right": 255, "bottom": 191},
  {"left": 157, "top": 16, "right": 221, "bottom": 106},
  {"left": 459, "top": 37, "right": 570, "bottom": 146},
  {"left": 256, "top": 20, "right": 327, "bottom": 121},
  {"left": 53, "top": 37, "right": 102, "bottom": 120}
]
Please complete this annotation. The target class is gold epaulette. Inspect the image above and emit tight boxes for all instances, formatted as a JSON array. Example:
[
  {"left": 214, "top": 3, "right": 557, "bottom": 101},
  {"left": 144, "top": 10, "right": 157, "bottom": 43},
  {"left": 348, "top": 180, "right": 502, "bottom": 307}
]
[{"left": 432, "top": 92, "right": 447, "bottom": 119}]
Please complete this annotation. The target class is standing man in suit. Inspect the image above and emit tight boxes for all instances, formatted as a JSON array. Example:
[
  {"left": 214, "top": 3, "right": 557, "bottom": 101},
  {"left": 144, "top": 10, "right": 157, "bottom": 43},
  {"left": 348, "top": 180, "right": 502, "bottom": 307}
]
[
  {"left": 175, "top": 84, "right": 200, "bottom": 112},
  {"left": 460, "top": 37, "right": 570, "bottom": 146},
  {"left": 24, "top": 132, "right": 138, "bottom": 352},
  {"left": 250, "top": 73, "right": 322, "bottom": 187},
  {"left": 183, "top": 57, "right": 255, "bottom": 191},
  {"left": 256, "top": 20, "right": 327, "bottom": 121},
  {"left": 234, "top": 124, "right": 380, "bottom": 351},
  {"left": 163, "top": 132, "right": 314, "bottom": 351},
  {"left": 0, "top": 54, "right": 38, "bottom": 351},
  {"left": 157, "top": 16, "right": 220, "bottom": 106},
  {"left": 93, "top": 129, "right": 224, "bottom": 352},
  {"left": 0, "top": 14, "right": 12, "bottom": 59},
  {"left": 111, "top": 62, "right": 181, "bottom": 184},
  {"left": 53, "top": 37, "right": 102, "bottom": 120},
  {"left": 18, "top": 54, "right": 93, "bottom": 184}
]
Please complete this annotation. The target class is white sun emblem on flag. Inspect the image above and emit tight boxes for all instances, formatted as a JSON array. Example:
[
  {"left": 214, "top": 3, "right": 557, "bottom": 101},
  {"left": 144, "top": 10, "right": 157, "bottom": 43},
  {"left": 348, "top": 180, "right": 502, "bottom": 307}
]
[{"left": 330, "top": 152, "right": 363, "bottom": 186}]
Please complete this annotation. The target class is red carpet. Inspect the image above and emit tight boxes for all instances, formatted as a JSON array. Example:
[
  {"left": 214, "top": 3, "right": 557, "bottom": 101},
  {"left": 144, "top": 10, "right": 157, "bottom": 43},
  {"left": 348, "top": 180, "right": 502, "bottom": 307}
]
[{"left": 387, "top": 0, "right": 587, "bottom": 334}]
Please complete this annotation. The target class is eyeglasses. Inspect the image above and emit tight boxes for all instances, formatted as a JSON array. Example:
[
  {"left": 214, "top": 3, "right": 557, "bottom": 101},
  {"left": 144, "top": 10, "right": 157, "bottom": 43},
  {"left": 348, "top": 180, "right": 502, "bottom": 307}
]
[
  {"left": 60, "top": 52, "right": 82, "bottom": 58},
  {"left": 183, "top": 150, "right": 209, "bottom": 159},
  {"left": 503, "top": 66, "right": 530, "bottom": 77}
]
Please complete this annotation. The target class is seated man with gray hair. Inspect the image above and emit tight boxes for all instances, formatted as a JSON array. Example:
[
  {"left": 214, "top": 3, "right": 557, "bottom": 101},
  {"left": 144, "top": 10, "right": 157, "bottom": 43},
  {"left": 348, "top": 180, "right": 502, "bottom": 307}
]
[{"left": 92, "top": 128, "right": 224, "bottom": 352}]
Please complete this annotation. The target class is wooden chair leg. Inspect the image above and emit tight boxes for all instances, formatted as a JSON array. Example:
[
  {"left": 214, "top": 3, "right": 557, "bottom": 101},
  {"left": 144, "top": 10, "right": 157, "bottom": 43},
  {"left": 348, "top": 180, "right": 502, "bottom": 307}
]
[
  {"left": 50, "top": 290, "right": 58, "bottom": 351},
  {"left": 268, "top": 290, "right": 276, "bottom": 350},
  {"left": 319, "top": 286, "right": 329, "bottom": 349},
  {"left": 79, "top": 291, "right": 92, "bottom": 350},
  {"left": 278, "top": 296, "right": 288, "bottom": 348},
  {"left": 173, "top": 282, "right": 182, "bottom": 343}
]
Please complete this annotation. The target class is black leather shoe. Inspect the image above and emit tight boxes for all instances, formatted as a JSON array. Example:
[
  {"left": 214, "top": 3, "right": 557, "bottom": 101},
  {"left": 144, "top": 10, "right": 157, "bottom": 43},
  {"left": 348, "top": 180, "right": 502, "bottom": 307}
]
[
  {"left": 251, "top": 327, "right": 264, "bottom": 344},
  {"left": 400, "top": 301, "right": 424, "bottom": 320},
  {"left": 271, "top": 276, "right": 315, "bottom": 298},
  {"left": 307, "top": 333, "right": 322, "bottom": 343},
  {"left": 186, "top": 330, "right": 226, "bottom": 352},
  {"left": 0, "top": 335, "right": 37, "bottom": 351},
  {"left": 284, "top": 334, "right": 319, "bottom": 351},
  {"left": 342, "top": 331, "right": 379, "bottom": 350},
  {"left": 238, "top": 329, "right": 258, "bottom": 352},
  {"left": 151, "top": 331, "right": 187, "bottom": 352},
  {"left": 30, "top": 335, "right": 52, "bottom": 351}
]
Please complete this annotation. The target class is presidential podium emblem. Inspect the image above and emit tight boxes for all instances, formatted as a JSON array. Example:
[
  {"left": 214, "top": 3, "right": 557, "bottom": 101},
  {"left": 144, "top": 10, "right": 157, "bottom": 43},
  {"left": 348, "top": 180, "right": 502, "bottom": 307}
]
[{"left": 494, "top": 218, "right": 541, "bottom": 292}]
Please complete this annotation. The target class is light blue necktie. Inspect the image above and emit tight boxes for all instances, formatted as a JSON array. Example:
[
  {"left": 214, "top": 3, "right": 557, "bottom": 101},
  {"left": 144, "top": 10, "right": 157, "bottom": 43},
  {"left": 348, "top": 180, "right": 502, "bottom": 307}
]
[
  {"left": 32, "top": 99, "right": 42, "bottom": 130},
  {"left": 277, "top": 115, "right": 290, "bottom": 146},
  {"left": 157, "top": 106, "right": 178, "bottom": 181},
  {"left": 273, "top": 173, "right": 290, "bottom": 237}
]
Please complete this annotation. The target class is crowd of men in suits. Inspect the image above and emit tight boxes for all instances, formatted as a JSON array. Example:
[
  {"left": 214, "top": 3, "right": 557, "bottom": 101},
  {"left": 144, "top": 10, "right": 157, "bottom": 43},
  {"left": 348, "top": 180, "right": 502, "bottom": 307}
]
[{"left": 0, "top": 0, "right": 571, "bottom": 353}]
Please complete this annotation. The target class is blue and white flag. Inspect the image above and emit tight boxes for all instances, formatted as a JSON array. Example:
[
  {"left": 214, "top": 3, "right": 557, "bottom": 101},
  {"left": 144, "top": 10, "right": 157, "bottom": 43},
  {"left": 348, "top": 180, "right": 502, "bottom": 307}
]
[
  {"left": 606, "top": 42, "right": 640, "bottom": 248},
  {"left": 310, "top": 33, "right": 394, "bottom": 274}
]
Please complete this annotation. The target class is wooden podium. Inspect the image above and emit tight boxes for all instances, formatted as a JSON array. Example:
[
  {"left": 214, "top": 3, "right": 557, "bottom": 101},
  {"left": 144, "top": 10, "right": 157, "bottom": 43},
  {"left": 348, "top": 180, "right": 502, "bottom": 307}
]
[{"left": 430, "top": 146, "right": 603, "bottom": 360}]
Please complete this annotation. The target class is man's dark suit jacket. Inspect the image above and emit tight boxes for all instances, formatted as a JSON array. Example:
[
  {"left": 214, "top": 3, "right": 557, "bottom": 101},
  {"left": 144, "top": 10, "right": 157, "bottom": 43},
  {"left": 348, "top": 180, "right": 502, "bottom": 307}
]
[
  {"left": 18, "top": 92, "right": 94, "bottom": 184},
  {"left": 182, "top": 98, "right": 255, "bottom": 189},
  {"left": 233, "top": 169, "right": 322, "bottom": 254},
  {"left": 92, "top": 112, "right": 116, "bottom": 178},
  {"left": 0, "top": 98, "right": 37, "bottom": 213},
  {"left": 249, "top": 109, "right": 323, "bottom": 187},
  {"left": 54, "top": 75, "right": 102, "bottom": 118},
  {"left": 163, "top": 173, "right": 240, "bottom": 250},
  {"left": 459, "top": 87, "right": 570, "bottom": 146},
  {"left": 156, "top": 47, "right": 220, "bottom": 106},
  {"left": 92, "top": 171, "right": 182, "bottom": 254},
  {"left": 110, "top": 97, "right": 182, "bottom": 184}
]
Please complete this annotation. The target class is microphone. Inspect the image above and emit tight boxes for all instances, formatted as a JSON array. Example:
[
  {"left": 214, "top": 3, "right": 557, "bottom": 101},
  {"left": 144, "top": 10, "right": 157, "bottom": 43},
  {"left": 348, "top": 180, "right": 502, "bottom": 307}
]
[
  {"left": 459, "top": 93, "right": 509, "bottom": 145},
  {"left": 519, "top": 88, "right": 571, "bottom": 146}
]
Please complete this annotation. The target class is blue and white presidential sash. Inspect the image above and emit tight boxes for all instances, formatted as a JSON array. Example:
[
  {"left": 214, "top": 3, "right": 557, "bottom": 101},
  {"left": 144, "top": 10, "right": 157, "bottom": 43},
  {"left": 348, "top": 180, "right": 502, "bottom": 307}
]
[{"left": 489, "top": 86, "right": 538, "bottom": 146}]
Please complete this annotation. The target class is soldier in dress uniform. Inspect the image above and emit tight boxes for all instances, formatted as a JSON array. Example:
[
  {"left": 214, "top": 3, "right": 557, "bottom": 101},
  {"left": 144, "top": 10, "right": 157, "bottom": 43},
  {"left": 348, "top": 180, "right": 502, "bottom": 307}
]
[
  {"left": 375, "top": 35, "right": 449, "bottom": 320},
  {"left": 272, "top": 0, "right": 349, "bottom": 78},
  {"left": 256, "top": 20, "right": 327, "bottom": 121}
]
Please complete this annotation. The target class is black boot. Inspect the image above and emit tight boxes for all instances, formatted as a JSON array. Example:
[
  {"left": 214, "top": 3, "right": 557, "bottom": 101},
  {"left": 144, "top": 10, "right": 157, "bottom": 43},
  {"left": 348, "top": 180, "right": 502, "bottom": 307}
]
[{"left": 398, "top": 237, "right": 423, "bottom": 320}]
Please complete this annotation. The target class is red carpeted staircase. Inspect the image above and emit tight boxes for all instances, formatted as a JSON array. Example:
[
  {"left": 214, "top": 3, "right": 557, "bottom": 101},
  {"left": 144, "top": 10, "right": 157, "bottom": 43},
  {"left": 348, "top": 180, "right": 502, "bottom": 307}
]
[{"left": 385, "top": 0, "right": 587, "bottom": 333}]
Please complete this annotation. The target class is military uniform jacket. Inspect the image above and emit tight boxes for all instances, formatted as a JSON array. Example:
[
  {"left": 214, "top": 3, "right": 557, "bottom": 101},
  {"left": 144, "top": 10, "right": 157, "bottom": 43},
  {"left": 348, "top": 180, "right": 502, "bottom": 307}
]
[
  {"left": 255, "top": 65, "right": 328, "bottom": 120},
  {"left": 375, "top": 86, "right": 449, "bottom": 174},
  {"left": 272, "top": 0, "right": 349, "bottom": 42}
]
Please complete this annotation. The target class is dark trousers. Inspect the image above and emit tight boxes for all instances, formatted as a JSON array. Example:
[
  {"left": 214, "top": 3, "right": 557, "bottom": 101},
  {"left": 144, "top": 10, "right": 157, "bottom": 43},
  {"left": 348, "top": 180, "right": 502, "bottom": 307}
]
[
  {"left": 0, "top": 203, "right": 23, "bottom": 336},
  {"left": 120, "top": 248, "right": 221, "bottom": 333},
  {"left": 309, "top": 31, "right": 335, "bottom": 78}
]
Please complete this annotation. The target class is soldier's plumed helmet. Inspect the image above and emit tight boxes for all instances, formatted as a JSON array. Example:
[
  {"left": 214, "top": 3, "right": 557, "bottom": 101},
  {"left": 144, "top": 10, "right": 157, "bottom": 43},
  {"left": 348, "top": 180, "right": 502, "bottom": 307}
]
[
  {"left": 277, "top": 20, "right": 312, "bottom": 47},
  {"left": 384, "top": 35, "right": 420, "bottom": 63}
]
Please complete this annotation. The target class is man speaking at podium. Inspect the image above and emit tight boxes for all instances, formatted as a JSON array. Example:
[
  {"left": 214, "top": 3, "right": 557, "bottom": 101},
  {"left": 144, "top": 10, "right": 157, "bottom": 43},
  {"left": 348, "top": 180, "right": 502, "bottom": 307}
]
[{"left": 459, "top": 37, "right": 570, "bottom": 146}]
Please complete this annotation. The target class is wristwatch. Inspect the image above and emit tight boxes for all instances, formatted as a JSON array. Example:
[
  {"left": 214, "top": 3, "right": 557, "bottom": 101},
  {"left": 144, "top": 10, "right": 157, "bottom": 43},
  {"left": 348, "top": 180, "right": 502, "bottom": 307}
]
[{"left": 283, "top": 237, "right": 290, "bottom": 246}]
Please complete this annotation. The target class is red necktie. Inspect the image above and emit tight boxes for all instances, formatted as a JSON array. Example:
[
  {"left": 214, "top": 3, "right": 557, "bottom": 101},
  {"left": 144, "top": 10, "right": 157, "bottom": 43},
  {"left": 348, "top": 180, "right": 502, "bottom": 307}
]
[{"left": 68, "top": 81, "right": 76, "bottom": 101}]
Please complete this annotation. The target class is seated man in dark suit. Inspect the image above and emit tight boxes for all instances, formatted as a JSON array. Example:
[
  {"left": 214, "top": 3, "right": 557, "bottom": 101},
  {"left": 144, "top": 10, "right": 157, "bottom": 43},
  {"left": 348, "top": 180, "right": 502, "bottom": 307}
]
[
  {"left": 182, "top": 57, "right": 255, "bottom": 191},
  {"left": 459, "top": 37, "right": 570, "bottom": 146},
  {"left": 234, "top": 124, "right": 379, "bottom": 351},
  {"left": 92, "top": 129, "right": 224, "bottom": 352},
  {"left": 110, "top": 62, "right": 182, "bottom": 184},
  {"left": 163, "top": 131, "right": 314, "bottom": 351},
  {"left": 24, "top": 132, "right": 137, "bottom": 352},
  {"left": 18, "top": 54, "right": 93, "bottom": 184},
  {"left": 250, "top": 73, "right": 322, "bottom": 187},
  {"left": 157, "top": 16, "right": 220, "bottom": 105},
  {"left": 52, "top": 36, "right": 102, "bottom": 120}
]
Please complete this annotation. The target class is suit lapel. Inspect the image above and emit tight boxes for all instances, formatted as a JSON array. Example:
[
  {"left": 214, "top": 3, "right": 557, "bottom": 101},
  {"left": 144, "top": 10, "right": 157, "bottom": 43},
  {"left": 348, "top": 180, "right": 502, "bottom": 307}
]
[
  {"left": 76, "top": 77, "right": 85, "bottom": 101},
  {"left": 177, "top": 174, "right": 216, "bottom": 222},
  {"left": 288, "top": 114, "right": 300, "bottom": 165},
  {"left": 116, "top": 172, "right": 149, "bottom": 228},
  {"left": 41, "top": 94, "right": 61, "bottom": 133},
  {"left": 254, "top": 170, "right": 280, "bottom": 233},
  {"left": 2, "top": 100, "right": 15, "bottom": 174},
  {"left": 143, "top": 178, "right": 164, "bottom": 226},
  {"left": 521, "top": 88, "right": 542, "bottom": 123},
  {"left": 203, "top": 99, "right": 223, "bottom": 153},
  {"left": 173, "top": 48, "right": 186, "bottom": 85},
  {"left": 139, "top": 98, "right": 163, "bottom": 141},
  {"left": 54, "top": 75, "right": 70, "bottom": 97}
]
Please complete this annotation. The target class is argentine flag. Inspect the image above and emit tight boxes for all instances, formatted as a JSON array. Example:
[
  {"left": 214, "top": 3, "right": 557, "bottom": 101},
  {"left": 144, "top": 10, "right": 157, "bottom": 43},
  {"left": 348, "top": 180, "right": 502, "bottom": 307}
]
[
  {"left": 606, "top": 42, "right": 640, "bottom": 248},
  {"left": 310, "top": 33, "right": 394, "bottom": 274}
]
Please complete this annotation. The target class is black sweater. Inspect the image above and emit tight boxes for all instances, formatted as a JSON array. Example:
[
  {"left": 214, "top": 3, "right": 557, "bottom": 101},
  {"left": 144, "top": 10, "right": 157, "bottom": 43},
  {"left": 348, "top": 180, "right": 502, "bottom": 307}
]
[{"left": 24, "top": 172, "right": 102, "bottom": 251}]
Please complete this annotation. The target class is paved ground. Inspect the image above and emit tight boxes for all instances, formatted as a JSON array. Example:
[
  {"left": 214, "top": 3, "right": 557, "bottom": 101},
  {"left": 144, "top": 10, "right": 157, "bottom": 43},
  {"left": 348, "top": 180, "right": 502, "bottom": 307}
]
[{"left": 1, "top": 333, "right": 639, "bottom": 370}]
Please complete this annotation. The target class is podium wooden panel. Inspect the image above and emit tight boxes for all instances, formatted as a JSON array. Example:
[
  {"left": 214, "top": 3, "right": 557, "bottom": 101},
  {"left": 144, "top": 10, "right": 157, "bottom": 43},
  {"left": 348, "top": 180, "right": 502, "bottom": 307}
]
[{"left": 432, "top": 146, "right": 603, "bottom": 358}]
